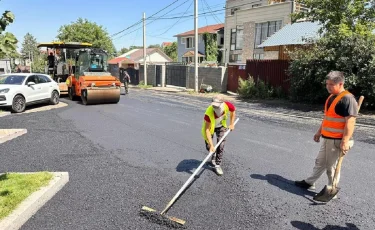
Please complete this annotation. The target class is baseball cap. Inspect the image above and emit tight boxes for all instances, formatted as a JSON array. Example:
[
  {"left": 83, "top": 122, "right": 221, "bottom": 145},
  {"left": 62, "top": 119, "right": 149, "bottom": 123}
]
[{"left": 211, "top": 95, "right": 224, "bottom": 107}]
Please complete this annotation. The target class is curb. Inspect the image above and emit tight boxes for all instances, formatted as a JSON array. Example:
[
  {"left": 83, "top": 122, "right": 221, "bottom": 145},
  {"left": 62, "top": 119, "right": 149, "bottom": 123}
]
[
  {"left": 0, "top": 172, "right": 69, "bottom": 230},
  {"left": 0, "top": 112, "right": 11, "bottom": 118},
  {"left": 0, "top": 129, "right": 27, "bottom": 144}
]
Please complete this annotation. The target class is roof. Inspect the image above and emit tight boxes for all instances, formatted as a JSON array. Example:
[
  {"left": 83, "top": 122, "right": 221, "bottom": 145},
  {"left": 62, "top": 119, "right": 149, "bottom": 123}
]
[
  {"left": 118, "top": 48, "right": 173, "bottom": 62},
  {"left": 162, "top": 42, "right": 172, "bottom": 47},
  {"left": 174, "top": 23, "right": 224, "bottom": 37},
  {"left": 258, "top": 21, "right": 322, "bottom": 48},
  {"left": 108, "top": 57, "right": 134, "bottom": 65},
  {"left": 37, "top": 42, "right": 92, "bottom": 49},
  {"left": 182, "top": 51, "right": 205, "bottom": 57}
]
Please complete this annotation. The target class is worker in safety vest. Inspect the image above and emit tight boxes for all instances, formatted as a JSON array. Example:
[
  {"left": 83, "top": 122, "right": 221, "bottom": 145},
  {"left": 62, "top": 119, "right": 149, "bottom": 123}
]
[
  {"left": 123, "top": 70, "right": 131, "bottom": 94},
  {"left": 295, "top": 71, "right": 358, "bottom": 197},
  {"left": 202, "top": 95, "right": 236, "bottom": 176}
]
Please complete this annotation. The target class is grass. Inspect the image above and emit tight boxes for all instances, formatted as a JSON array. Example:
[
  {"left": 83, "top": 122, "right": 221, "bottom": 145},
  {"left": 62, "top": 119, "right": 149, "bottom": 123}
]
[
  {"left": 0, "top": 172, "right": 53, "bottom": 220},
  {"left": 137, "top": 81, "right": 153, "bottom": 89}
]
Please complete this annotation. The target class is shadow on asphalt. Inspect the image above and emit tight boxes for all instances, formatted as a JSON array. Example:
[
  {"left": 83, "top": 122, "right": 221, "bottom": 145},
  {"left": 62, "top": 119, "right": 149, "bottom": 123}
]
[
  {"left": 291, "top": 221, "right": 360, "bottom": 230},
  {"left": 250, "top": 174, "right": 316, "bottom": 198},
  {"left": 176, "top": 159, "right": 211, "bottom": 175}
]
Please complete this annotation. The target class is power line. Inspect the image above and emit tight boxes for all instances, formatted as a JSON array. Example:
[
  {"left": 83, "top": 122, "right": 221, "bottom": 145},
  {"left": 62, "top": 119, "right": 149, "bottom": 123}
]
[
  {"left": 113, "top": 0, "right": 191, "bottom": 40},
  {"left": 200, "top": 0, "right": 209, "bottom": 26},
  {"left": 202, "top": 0, "right": 222, "bottom": 23},
  {"left": 155, "top": 2, "right": 224, "bottom": 18},
  {"left": 149, "top": 9, "right": 225, "bottom": 20},
  {"left": 152, "top": 0, "right": 194, "bottom": 37},
  {"left": 111, "top": 0, "right": 182, "bottom": 38}
]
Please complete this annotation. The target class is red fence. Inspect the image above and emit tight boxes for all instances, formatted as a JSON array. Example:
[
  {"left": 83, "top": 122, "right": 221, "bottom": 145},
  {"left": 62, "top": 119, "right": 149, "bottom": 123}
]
[{"left": 227, "top": 60, "right": 291, "bottom": 93}]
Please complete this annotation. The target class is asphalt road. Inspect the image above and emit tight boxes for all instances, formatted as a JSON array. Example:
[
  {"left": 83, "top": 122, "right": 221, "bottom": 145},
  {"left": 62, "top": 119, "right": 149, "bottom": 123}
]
[{"left": 1, "top": 89, "right": 374, "bottom": 230}]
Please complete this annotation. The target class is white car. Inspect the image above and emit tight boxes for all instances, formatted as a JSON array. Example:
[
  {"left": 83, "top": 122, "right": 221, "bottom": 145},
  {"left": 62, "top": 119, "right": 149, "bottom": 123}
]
[{"left": 0, "top": 73, "right": 60, "bottom": 113}]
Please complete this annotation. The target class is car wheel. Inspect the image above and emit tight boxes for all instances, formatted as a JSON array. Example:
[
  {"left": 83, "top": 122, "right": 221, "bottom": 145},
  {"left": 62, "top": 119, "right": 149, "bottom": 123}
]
[
  {"left": 11, "top": 95, "right": 26, "bottom": 113},
  {"left": 50, "top": 90, "right": 60, "bottom": 105}
]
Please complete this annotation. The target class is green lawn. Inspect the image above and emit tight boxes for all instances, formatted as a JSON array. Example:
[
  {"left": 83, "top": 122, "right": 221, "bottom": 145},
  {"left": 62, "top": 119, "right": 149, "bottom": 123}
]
[{"left": 0, "top": 172, "right": 53, "bottom": 220}]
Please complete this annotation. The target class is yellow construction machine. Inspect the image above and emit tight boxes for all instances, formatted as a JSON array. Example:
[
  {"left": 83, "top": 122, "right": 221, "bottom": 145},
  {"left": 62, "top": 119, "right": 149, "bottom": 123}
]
[{"left": 37, "top": 42, "right": 121, "bottom": 105}]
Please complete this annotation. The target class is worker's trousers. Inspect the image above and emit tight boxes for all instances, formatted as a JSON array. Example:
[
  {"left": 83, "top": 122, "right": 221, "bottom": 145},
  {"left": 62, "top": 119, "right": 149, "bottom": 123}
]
[
  {"left": 124, "top": 82, "right": 129, "bottom": 94},
  {"left": 305, "top": 138, "right": 353, "bottom": 186},
  {"left": 205, "top": 126, "right": 227, "bottom": 166}
]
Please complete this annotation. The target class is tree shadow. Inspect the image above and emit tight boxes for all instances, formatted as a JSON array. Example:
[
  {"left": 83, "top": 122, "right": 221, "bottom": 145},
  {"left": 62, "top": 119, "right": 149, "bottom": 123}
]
[
  {"left": 291, "top": 221, "right": 360, "bottom": 230},
  {"left": 0, "top": 173, "right": 8, "bottom": 181},
  {"left": 176, "top": 159, "right": 211, "bottom": 175}
]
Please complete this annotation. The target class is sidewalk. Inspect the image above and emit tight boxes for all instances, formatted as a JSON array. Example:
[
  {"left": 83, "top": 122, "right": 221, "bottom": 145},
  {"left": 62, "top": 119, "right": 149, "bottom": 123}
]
[{"left": 130, "top": 86, "right": 375, "bottom": 126}]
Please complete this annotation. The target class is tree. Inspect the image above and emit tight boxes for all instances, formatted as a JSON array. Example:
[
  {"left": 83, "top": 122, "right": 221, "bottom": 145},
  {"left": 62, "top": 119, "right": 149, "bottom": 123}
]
[
  {"left": 56, "top": 18, "right": 116, "bottom": 57},
  {"left": 203, "top": 32, "right": 218, "bottom": 62},
  {"left": 117, "top": 47, "right": 129, "bottom": 56},
  {"left": 288, "top": 0, "right": 375, "bottom": 108},
  {"left": 21, "top": 33, "right": 40, "bottom": 59},
  {"left": 293, "top": 0, "right": 375, "bottom": 37},
  {"left": 163, "top": 42, "right": 177, "bottom": 61},
  {"left": 148, "top": 44, "right": 161, "bottom": 48},
  {"left": 0, "top": 10, "right": 17, "bottom": 59}
]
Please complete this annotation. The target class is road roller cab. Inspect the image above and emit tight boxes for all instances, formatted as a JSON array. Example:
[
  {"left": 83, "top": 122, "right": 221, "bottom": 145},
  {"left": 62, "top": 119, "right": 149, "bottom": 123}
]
[{"left": 67, "top": 48, "right": 121, "bottom": 105}]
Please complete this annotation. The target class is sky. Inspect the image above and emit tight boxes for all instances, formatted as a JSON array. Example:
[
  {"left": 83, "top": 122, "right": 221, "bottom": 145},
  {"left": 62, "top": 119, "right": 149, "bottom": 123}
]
[{"left": 2, "top": 0, "right": 226, "bottom": 52}]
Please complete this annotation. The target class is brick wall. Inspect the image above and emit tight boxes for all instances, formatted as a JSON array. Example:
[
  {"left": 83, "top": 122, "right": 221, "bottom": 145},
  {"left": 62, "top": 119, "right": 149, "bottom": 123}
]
[{"left": 187, "top": 66, "right": 228, "bottom": 92}]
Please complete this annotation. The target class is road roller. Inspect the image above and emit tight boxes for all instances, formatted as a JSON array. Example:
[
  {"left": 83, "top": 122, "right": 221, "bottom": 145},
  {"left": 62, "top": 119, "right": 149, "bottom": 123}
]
[
  {"left": 37, "top": 42, "right": 94, "bottom": 96},
  {"left": 66, "top": 48, "right": 121, "bottom": 105}
]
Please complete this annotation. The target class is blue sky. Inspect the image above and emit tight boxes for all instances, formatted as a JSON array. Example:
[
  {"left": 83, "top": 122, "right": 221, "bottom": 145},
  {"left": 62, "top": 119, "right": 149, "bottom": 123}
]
[{"left": 2, "top": 0, "right": 226, "bottom": 52}]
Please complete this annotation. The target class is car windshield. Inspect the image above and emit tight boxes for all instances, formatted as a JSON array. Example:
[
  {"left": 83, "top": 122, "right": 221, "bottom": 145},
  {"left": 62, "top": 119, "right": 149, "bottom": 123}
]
[{"left": 0, "top": 75, "right": 26, "bottom": 85}]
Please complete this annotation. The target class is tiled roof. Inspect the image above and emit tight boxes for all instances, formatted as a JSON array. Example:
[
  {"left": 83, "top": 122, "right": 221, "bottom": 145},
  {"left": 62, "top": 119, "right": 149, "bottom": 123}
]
[
  {"left": 182, "top": 51, "right": 205, "bottom": 57},
  {"left": 258, "top": 21, "right": 322, "bottom": 47},
  {"left": 162, "top": 42, "right": 172, "bottom": 46},
  {"left": 108, "top": 57, "right": 133, "bottom": 64},
  {"left": 174, "top": 23, "right": 224, "bottom": 37}
]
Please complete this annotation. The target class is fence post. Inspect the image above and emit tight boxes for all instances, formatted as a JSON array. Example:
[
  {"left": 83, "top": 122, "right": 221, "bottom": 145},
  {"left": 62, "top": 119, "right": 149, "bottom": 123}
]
[{"left": 162, "top": 64, "right": 166, "bottom": 87}]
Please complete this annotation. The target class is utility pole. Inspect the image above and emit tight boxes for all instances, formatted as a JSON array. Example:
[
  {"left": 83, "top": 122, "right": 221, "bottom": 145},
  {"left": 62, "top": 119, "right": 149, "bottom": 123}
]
[
  {"left": 194, "top": 0, "right": 199, "bottom": 92},
  {"left": 143, "top": 12, "right": 147, "bottom": 85}
]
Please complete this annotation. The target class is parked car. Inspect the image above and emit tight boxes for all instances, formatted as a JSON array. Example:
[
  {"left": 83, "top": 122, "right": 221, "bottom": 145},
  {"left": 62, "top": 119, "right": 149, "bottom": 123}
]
[{"left": 0, "top": 73, "right": 60, "bottom": 113}]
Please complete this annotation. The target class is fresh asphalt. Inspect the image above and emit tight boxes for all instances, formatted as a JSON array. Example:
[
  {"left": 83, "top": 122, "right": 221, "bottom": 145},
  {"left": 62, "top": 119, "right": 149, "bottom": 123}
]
[{"left": 0, "top": 88, "right": 374, "bottom": 230}]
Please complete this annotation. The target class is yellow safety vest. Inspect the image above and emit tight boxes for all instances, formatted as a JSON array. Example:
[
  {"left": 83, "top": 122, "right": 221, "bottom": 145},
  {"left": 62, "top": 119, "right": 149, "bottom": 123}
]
[{"left": 201, "top": 103, "right": 229, "bottom": 141}]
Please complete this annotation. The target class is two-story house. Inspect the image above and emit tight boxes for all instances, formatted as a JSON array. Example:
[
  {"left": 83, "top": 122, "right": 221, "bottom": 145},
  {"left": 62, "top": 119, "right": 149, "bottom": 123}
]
[
  {"left": 174, "top": 23, "right": 225, "bottom": 63},
  {"left": 224, "top": 0, "right": 308, "bottom": 63}
]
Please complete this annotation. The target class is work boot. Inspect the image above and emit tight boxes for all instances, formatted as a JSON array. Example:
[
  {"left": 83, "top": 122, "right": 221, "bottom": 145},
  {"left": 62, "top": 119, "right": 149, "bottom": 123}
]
[
  {"left": 214, "top": 165, "right": 223, "bottom": 176},
  {"left": 295, "top": 180, "right": 315, "bottom": 190}
]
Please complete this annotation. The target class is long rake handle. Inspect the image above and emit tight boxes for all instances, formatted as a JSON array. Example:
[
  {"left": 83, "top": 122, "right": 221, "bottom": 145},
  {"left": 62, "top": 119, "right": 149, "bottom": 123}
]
[
  {"left": 160, "top": 118, "right": 240, "bottom": 215},
  {"left": 332, "top": 96, "right": 364, "bottom": 188}
]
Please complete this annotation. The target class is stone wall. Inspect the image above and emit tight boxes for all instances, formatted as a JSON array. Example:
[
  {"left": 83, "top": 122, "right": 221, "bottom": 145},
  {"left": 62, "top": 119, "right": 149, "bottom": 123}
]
[{"left": 187, "top": 66, "right": 228, "bottom": 92}]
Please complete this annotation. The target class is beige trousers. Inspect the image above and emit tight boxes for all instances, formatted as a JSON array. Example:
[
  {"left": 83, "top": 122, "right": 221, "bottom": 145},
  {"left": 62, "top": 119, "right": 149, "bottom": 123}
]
[{"left": 305, "top": 138, "right": 353, "bottom": 186}]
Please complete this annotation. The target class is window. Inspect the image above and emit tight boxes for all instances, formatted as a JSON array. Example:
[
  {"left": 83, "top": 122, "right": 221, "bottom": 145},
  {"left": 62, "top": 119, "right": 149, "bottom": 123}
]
[
  {"left": 229, "top": 54, "right": 242, "bottom": 63},
  {"left": 253, "top": 54, "right": 264, "bottom": 60},
  {"left": 0, "top": 68, "right": 4, "bottom": 73},
  {"left": 38, "top": 75, "right": 51, "bottom": 83},
  {"left": 230, "top": 25, "right": 244, "bottom": 51},
  {"left": 254, "top": 20, "right": 283, "bottom": 48},
  {"left": 185, "top": 37, "right": 194, "bottom": 49},
  {"left": 25, "top": 75, "right": 38, "bottom": 84},
  {"left": 181, "top": 38, "right": 186, "bottom": 44},
  {"left": 220, "top": 37, "right": 224, "bottom": 45}
]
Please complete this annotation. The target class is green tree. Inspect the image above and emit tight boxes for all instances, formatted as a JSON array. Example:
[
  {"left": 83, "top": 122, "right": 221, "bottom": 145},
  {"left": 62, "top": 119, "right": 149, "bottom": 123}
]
[
  {"left": 117, "top": 47, "right": 129, "bottom": 56},
  {"left": 288, "top": 0, "right": 375, "bottom": 108},
  {"left": 293, "top": 0, "right": 375, "bottom": 37},
  {"left": 20, "top": 33, "right": 40, "bottom": 59},
  {"left": 148, "top": 44, "right": 161, "bottom": 48},
  {"left": 56, "top": 18, "right": 116, "bottom": 57},
  {"left": 163, "top": 42, "right": 177, "bottom": 61},
  {"left": 0, "top": 10, "right": 17, "bottom": 59}
]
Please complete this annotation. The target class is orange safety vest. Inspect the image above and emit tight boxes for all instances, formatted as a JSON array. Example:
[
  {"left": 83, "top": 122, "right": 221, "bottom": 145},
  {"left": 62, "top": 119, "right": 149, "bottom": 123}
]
[{"left": 321, "top": 90, "right": 351, "bottom": 138}]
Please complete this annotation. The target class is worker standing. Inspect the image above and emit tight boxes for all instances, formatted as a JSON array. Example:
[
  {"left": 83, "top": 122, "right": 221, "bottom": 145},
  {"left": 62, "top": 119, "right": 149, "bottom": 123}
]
[
  {"left": 123, "top": 70, "right": 131, "bottom": 94},
  {"left": 295, "top": 71, "right": 358, "bottom": 199},
  {"left": 202, "top": 95, "right": 236, "bottom": 176}
]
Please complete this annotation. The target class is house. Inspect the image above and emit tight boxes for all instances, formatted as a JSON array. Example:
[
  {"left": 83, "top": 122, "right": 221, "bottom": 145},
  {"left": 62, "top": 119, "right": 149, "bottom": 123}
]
[
  {"left": 224, "top": 0, "right": 308, "bottom": 63},
  {"left": 258, "top": 21, "right": 321, "bottom": 60},
  {"left": 161, "top": 42, "right": 173, "bottom": 49},
  {"left": 0, "top": 59, "right": 11, "bottom": 74},
  {"left": 174, "top": 23, "right": 225, "bottom": 63},
  {"left": 117, "top": 48, "right": 173, "bottom": 64}
]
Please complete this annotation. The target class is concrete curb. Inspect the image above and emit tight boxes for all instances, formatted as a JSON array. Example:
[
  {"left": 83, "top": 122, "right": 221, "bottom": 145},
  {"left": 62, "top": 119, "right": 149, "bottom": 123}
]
[
  {"left": 0, "top": 112, "right": 11, "bottom": 118},
  {"left": 0, "top": 172, "right": 69, "bottom": 230},
  {"left": 0, "top": 129, "right": 27, "bottom": 144}
]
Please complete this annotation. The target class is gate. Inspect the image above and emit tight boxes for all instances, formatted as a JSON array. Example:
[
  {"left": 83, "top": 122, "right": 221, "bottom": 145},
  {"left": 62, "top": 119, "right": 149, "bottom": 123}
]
[
  {"left": 156, "top": 65, "right": 162, "bottom": 86},
  {"left": 166, "top": 63, "right": 187, "bottom": 87}
]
